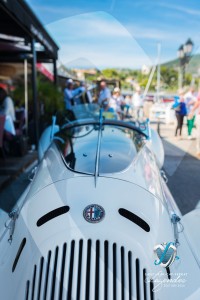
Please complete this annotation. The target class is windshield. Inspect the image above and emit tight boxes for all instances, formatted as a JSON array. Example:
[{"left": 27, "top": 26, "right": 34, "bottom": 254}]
[
  {"left": 56, "top": 103, "right": 118, "bottom": 126},
  {"left": 55, "top": 122, "right": 145, "bottom": 175}
]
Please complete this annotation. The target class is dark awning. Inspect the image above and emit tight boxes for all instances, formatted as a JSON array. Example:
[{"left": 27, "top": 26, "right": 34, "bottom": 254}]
[
  {"left": 0, "top": 0, "right": 60, "bottom": 146},
  {"left": 0, "top": 0, "right": 59, "bottom": 62}
]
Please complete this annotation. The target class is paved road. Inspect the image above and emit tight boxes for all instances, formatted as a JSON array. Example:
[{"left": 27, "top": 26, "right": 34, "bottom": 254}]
[
  {"left": 161, "top": 123, "right": 200, "bottom": 215},
  {"left": 0, "top": 162, "right": 36, "bottom": 229}
]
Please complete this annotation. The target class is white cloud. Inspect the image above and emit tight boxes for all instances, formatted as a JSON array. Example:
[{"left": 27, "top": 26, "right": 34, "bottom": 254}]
[
  {"left": 47, "top": 11, "right": 153, "bottom": 68},
  {"left": 159, "top": 3, "right": 200, "bottom": 16},
  {"left": 127, "top": 26, "right": 170, "bottom": 41},
  {"left": 48, "top": 11, "right": 132, "bottom": 40},
  {"left": 126, "top": 23, "right": 192, "bottom": 42},
  {"left": 59, "top": 44, "right": 151, "bottom": 69}
]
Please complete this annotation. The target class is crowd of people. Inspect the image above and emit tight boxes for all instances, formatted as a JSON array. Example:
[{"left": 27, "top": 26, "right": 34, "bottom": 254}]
[
  {"left": 172, "top": 87, "right": 200, "bottom": 140},
  {"left": 64, "top": 78, "right": 145, "bottom": 120},
  {"left": 63, "top": 79, "right": 200, "bottom": 157},
  {"left": 64, "top": 78, "right": 93, "bottom": 110},
  {"left": 97, "top": 80, "right": 144, "bottom": 119},
  {"left": 2, "top": 77, "right": 200, "bottom": 156}
]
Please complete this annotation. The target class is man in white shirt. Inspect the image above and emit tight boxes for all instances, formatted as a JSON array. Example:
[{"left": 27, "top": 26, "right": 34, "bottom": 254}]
[
  {"left": 132, "top": 86, "right": 143, "bottom": 120},
  {"left": 98, "top": 81, "right": 111, "bottom": 106}
]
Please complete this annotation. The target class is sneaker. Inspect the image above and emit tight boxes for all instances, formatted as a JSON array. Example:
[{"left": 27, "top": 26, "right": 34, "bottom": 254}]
[{"left": 188, "top": 136, "right": 192, "bottom": 140}]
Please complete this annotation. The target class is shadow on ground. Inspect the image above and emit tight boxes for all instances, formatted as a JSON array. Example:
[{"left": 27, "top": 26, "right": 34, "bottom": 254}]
[
  {"left": 163, "top": 139, "right": 200, "bottom": 215},
  {"left": 0, "top": 152, "right": 37, "bottom": 213},
  {"left": 0, "top": 171, "right": 30, "bottom": 213}
]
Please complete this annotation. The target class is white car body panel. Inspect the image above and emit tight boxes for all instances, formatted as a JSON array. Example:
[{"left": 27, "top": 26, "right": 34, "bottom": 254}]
[{"left": 0, "top": 115, "right": 200, "bottom": 300}]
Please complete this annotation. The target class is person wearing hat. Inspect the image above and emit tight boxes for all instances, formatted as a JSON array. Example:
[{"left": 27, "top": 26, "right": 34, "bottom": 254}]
[
  {"left": 109, "top": 87, "right": 129, "bottom": 119},
  {"left": 64, "top": 79, "right": 85, "bottom": 110},
  {"left": 110, "top": 87, "right": 125, "bottom": 117}
]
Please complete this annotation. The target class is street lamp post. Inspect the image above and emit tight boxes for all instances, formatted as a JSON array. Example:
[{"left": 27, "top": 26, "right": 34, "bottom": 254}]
[{"left": 177, "top": 38, "right": 194, "bottom": 88}]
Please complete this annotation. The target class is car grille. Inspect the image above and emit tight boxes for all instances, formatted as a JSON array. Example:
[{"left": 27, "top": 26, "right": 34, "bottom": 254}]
[{"left": 25, "top": 239, "right": 154, "bottom": 300}]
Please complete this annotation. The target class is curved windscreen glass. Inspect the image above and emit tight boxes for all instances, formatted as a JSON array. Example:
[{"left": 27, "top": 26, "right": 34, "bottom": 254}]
[{"left": 55, "top": 124, "right": 145, "bottom": 174}]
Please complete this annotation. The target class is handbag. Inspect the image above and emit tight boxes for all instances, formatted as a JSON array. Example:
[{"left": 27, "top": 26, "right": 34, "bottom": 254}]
[{"left": 174, "top": 103, "right": 181, "bottom": 112}]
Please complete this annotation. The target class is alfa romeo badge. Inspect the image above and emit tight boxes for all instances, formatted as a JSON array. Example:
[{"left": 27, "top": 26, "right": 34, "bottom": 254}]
[{"left": 83, "top": 204, "right": 105, "bottom": 223}]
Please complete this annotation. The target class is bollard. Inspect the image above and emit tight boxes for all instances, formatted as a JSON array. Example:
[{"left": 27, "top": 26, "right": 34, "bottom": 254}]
[{"left": 157, "top": 119, "right": 161, "bottom": 136}]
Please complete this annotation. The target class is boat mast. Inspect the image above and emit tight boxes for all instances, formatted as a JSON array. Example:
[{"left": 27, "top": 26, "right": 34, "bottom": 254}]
[{"left": 157, "top": 42, "right": 161, "bottom": 102}]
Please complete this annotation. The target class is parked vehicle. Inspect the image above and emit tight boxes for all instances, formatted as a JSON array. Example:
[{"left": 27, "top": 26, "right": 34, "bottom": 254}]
[
  {"left": 150, "top": 102, "right": 175, "bottom": 124},
  {"left": 0, "top": 104, "right": 200, "bottom": 300},
  {"left": 149, "top": 94, "right": 176, "bottom": 124}
]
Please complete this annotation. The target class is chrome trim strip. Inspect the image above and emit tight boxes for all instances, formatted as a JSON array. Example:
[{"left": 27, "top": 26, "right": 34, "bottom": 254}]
[{"left": 94, "top": 109, "right": 103, "bottom": 186}]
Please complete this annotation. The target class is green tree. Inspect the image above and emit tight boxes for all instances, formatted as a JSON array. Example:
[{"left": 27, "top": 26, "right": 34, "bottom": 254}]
[{"left": 101, "top": 68, "right": 119, "bottom": 79}]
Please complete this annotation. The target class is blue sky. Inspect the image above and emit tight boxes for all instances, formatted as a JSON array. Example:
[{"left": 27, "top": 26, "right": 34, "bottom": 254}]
[{"left": 26, "top": 0, "right": 200, "bottom": 69}]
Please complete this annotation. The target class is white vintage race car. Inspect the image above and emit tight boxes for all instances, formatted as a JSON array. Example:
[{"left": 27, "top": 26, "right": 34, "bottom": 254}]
[{"left": 0, "top": 104, "right": 200, "bottom": 300}]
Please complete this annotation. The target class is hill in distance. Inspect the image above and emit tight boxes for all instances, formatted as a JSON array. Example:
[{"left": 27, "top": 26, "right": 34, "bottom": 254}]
[{"left": 163, "top": 54, "right": 200, "bottom": 74}]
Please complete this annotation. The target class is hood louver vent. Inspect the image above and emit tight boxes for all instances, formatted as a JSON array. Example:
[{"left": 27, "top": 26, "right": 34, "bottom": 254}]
[
  {"left": 25, "top": 240, "right": 154, "bottom": 300},
  {"left": 119, "top": 208, "right": 150, "bottom": 233},
  {"left": 37, "top": 206, "right": 70, "bottom": 227}
]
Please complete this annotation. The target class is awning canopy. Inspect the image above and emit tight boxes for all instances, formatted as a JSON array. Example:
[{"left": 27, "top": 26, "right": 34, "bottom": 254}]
[
  {"left": 0, "top": 0, "right": 60, "bottom": 146},
  {"left": 0, "top": 62, "right": 31, "bottom": 80},
  {"left": 0, "top": 0, "right": 59, "bottom": 62}
]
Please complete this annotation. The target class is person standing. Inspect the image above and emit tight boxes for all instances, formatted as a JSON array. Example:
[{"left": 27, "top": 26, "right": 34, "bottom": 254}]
[
  {"left": 0, "top": 87, "right": 16, "bottom": 122},
  {"left": 132, "top": 86, "right": 143, "bottom": 120},
  {"left": 78, "top": 81, "right": 93, "bottom": 104},
  {"left": 64, "top": 79, "right": 85, "bottom": 110},
  {"left": 110, "top": 87, "right": 124, "bottom": 110},
  {"left": 73, "top": 81, "right": 88, "bottom": 105},
  {"left": 184, "top": 86, "right": 197, "bottom": 139},
  {"left": 189, "top": 91, "right": 200, "bottom": 156},
  {"left": 173, "top": 90, "right": 187, "bottom": 138},
  {"left": 98, "top": 80, "right": 111, "bottom": 106},
  {"left": 0, "top": 87, "right": 16, "bottom": 135}
]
